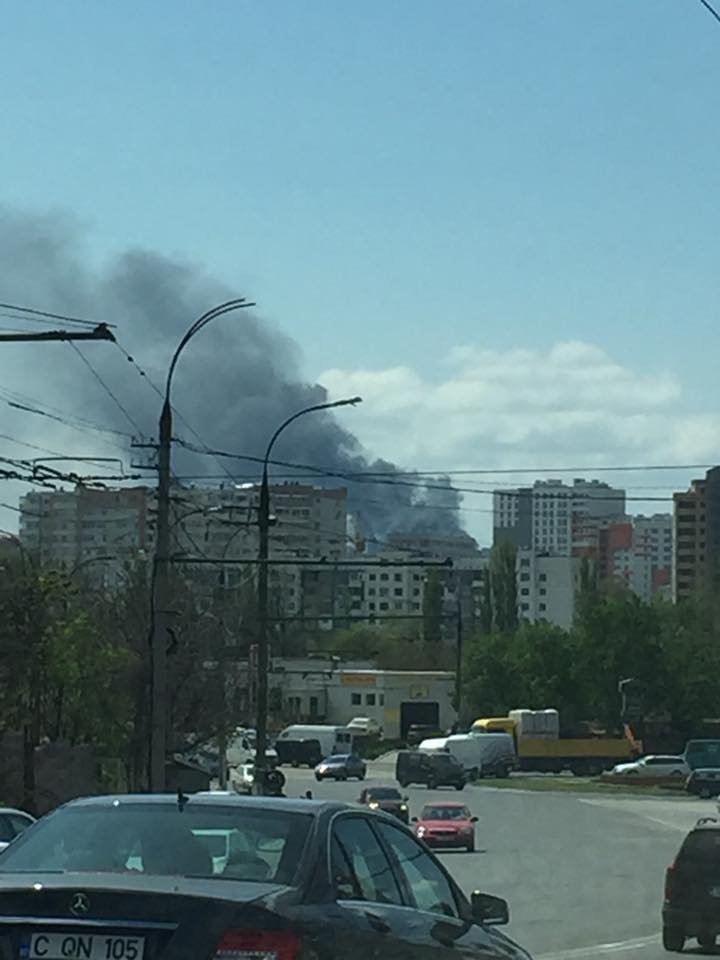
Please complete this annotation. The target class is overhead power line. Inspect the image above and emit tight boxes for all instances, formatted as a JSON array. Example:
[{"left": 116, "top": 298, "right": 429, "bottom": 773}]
[
  {"left": 68, "top": 342, "right": 144, "bottom": 435},
  {"left": 699, "top": 0, "right": 720, "bottom": 26},
  {"left": 0, "top": 302, "right": 116, "bottom": 329}
]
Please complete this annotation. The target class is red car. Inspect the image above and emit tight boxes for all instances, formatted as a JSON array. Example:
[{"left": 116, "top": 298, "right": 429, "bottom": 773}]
[{"left": 413, "top": 801, "right": 478, "bottom": 852}]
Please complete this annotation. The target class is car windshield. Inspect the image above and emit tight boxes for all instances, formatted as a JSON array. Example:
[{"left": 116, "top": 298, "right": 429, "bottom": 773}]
[
  {"left": 421, "top": 806, "right": 471, "bottom": 821},
  {"left": 326, "top": 755, "right": 349, "bottom": 763},
  {"left": 368, "top": 788, "right": 400, "bottom": 800},
  {"left": 0, "top": 804, "right": 312, "bottom": 885}
]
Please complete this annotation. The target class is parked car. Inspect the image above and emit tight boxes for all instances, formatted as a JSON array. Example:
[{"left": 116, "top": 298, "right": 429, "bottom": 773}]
[
  {"left": 663, "top": 816, "right": 720, "bottom": 951},
  {"left": 686, "top": 768, "right": 720, "bottom": 799},
  {"left": 406, "top": 724, "right": 444, "bottom": 747},
  {"left": 0, "top": 793, "right": 534, "bottom": 960},
  {"left": 346, "top": 717, "right": 382, "bottom": 737},
  {"left": 0, "top": 809, "right": 35, "bottom": 853},
  {"left": 396, "top": 750, "right": 466, "bottom": 790},
  {"left": 413, "top": 802, "right": 478, "bottom": 852},
  {"left": 315, "top": 754, "right": 367, "bottom": 782},
  {"left": 359, "top": 785, "right": 410, "bottom": 823},
  {"left": 612, "top": 754, "right": 689, "bottom": 779}
]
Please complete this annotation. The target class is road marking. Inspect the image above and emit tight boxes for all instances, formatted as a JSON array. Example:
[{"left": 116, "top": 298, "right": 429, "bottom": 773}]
[{"left": 538, "top": 933, "right": 658, "bottom": 959}]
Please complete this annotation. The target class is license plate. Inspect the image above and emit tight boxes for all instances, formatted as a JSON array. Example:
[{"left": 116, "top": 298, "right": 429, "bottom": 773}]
[{"left": 23, "top": 934, "right": 144, "bottom": 960}]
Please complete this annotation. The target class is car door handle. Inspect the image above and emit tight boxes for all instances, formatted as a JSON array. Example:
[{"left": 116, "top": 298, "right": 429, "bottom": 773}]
[{"left": 365, "top": 911, "right": 391, "bottom": 934}]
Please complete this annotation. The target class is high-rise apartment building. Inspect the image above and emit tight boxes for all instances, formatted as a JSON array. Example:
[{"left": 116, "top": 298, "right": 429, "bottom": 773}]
[
  {"left": 672, "top": 468, "right": 720, "bottom": 601},
  {"left": 494, "top": 478, "right": 625, "bottom": 556}
]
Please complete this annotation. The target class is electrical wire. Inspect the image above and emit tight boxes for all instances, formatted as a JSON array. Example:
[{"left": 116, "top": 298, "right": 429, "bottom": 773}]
[
  {"left": 699, "top": 0, "right": 720, "bottom": 25},
  {"left": 0, "top": 302, "right": 115, "bottom": 329},
  {"left": 68, "top": 342, "right": 145, "bottom": 435}
]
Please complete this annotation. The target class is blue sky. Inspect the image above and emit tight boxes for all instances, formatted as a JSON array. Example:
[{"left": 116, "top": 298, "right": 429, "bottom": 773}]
[{"left": 1, "top": 1, "right": 720, "bottom": 538}]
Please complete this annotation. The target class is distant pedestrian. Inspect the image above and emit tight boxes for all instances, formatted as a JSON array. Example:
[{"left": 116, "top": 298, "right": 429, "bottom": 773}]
[{"left": 304, "top": 790, "right": 313, "bottom": 800}]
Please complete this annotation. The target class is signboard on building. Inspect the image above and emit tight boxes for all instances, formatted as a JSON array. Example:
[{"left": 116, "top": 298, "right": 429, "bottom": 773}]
[{"left": 340, "top": 673, "right": 376, "bottom": 686}]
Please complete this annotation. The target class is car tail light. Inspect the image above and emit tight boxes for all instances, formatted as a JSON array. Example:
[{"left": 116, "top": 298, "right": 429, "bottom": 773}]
[
  {"left": 214, "top": 930, "right": 301, "bottom": 960},
  {"left": 665, "top": 863, "right": 677, "bottom": 902}
]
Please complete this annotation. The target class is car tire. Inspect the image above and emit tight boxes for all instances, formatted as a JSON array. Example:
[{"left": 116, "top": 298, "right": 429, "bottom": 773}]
[
  {"left": 497, "top": 766, "right": 511, "bottom": 779},
  {"left": 427, "top": 779, "right": 437, "bottom": 790},
  {"left": 699, "top": 786, "right": 713, "bottom": 799},
  {"left": 466, "top": 840, "right": 475, "bottom": 853},
  {"left": 358, "top": 772, "right": 366, "bottom": 781},
  {"left": 455, "top": 781, "right": 466, "bottom": 791},
  {"left": 315, "top": 773, "right": 322, "bottom": 782},
  {"left": 662, "top": 926, "right": 686, "bottom": 952},
  {"left": 698, "top": 933, "right": 716, "bottom": 950}
]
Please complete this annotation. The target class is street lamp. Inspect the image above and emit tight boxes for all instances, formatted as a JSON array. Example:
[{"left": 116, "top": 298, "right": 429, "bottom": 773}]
[
  {"left": 254, "top": 396, "right": 362, "bottom": 793},
  {"left": 150, "top": 298, "right": 254, "bottom": 792}
]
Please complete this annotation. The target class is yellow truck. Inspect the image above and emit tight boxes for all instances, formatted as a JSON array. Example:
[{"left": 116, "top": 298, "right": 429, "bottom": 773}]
[{"left": 471, "top": 710, "right": 637, "bottom": 777}]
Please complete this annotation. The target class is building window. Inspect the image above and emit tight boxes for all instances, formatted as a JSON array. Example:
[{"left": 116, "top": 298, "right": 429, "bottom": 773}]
[
  {"left": 368, "top": 588, "right": 376, "bottom": 597},
  {"left": 520, "top": 573, "right": 530, "bottom": 582},
  {"left": 521, "top": 588, "right": 529, "bottom": 596},
  {"left": 394, "top": 573, "right": 402, "bottom": 582},
  {"left": 520, "top": 558, "right": 530, "bottom": 567},
  {"left": 351, "top": 693, "right": 362, "bottom": 706},
  {"left": 379, "top": 588, "right": 388, "bottom": 597},
  {"left": 394, "top": 588, "right": 403, "bottom": 597},
  {"left": 379, "top": 602, "right": 389, "bottom": 611},
  {"left": 369, "top": 574, "right": 376, "bottom": 581},
  {"left": 539, "top": 588, "right": 546, "bottom": 596},
  {"left": 521, "top": 602, "right": 530, "bottom": 611},
  {"left": 539, "top": 603, "right": 547, "bottom": 612},
  {"left": 394, "top": 601, "right": 403, "bottom": 610},
  {"left": 366, "top": 693, "right": 376, "bottom": 706},
  {"left": 380, "top": 573, "right": 389, "bottom": 581},
  {"left": 538, "top": 573, "right": 547, "bottom": 582}
]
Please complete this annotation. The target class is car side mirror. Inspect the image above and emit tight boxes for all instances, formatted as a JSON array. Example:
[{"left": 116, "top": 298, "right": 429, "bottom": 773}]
[
  {"left": 411, "top": 816, "right": 418, "bottom": 823},
  {"left": 471, "top": 816, "right": 479, "bottom": 823},
  {"left": 404, "top": 796, "right": 409, "bottom": 802},
  {"left": 471, "top": 891, "right": 509, "bottom": 926}
]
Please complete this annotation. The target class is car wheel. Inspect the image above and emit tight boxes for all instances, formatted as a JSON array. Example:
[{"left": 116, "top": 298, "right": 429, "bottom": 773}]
[
  {"left": 455, "top": 781, "right": 466, "bottom": 791},
  {"left": 358, "top": 772, "right": 366, "bottom": 781},
  {"left": 699, "top": 786, "right": 713, "bottom": 799},
  {"left": 315, "top": 773, "right": 322, "bottom": 782},
  {"left": 698, "top": 933, "right": 716, "bottom": 950},
  {"left": 466, "top": 839, "right": 475, "bottom": 853},
  {"left": 662, "top": 926, "right": 686, "bottom": 952},
  {"left": 497, "top": 766, "right": 511, "bottom": 779},
  {"left": 427, "top": 778, "right": 437, "bottom": 790}
]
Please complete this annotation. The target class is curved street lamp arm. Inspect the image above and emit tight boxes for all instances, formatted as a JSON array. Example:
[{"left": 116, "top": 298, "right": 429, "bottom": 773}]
[
  {"left": 164, "top": 298, "right": 255, "bottom": 401},
  {"left": 263, "top": 396, "right": 363, "bottom": 468}
]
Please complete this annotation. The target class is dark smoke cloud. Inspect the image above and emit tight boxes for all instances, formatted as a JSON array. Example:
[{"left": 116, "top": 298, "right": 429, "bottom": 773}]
[{"left": 0, "top": 207, "right": 472, "bottom": 544}]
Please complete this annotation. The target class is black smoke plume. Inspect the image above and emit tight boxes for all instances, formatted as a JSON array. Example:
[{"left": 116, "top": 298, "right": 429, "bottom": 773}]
[{"left": 0, "top": 207, "right": 472, "bottom": 544}]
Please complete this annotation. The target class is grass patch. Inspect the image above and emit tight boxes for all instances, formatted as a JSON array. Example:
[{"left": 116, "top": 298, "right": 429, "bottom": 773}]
[{"left": 473, "top": 775, "right": 688, "bottom": 797}]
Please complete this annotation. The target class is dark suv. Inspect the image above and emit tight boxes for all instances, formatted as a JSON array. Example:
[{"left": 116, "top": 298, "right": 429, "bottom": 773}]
[
  {"left": 663, "top": 817, "right": 720, "bottom": 951},
  {"left": 396, "top": 750, "right": 466, "bottom": 790}
]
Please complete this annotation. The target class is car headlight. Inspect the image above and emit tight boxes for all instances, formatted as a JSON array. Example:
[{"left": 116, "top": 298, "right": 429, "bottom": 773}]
[
  {"left": 317, "top": 766, "right": 328, "bottom": 773},
  {"left": 368, "top": 801, "right": 380, "bottom": 810},
  {"left": 400, "top": 804, "right": 408, "bottom": 811},
  {"left": 417, "top": 826, "right": 426, "bottom": 836}
]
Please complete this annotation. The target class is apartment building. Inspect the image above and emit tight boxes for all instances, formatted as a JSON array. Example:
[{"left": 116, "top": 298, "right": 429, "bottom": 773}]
[
  {"left": 672, "top": 467, "right": 720, "bottom": 601},
  {"left": 19, "top": 486, "right": 152, "bottom": 583},
  {"left": 494, "top": 478, "right": 625, "bottom": 556},
  {"left": 516, "top": 549, "right": 579, "bottom": 630},
  {"left": 598, "top": 514, "right": 672, "bottom": 603}
]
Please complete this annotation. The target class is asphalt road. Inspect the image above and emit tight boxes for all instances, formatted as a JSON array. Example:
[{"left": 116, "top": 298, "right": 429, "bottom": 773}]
[{"left": 279, "top": 761, "right": 720, "bottom": 960}]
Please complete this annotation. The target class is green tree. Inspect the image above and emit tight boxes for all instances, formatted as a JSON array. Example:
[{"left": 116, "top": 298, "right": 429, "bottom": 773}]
[{"left": 489, "top": 541, "right": 518, "bottom": 633}]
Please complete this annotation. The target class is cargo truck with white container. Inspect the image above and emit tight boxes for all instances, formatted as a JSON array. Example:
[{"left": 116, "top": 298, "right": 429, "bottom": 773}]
[{"left": 470, "top": 708, "right": 636, "bottom": 776}]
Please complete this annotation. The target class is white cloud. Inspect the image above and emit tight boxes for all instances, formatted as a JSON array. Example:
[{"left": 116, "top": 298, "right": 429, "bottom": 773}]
[{"left": 319, "top": 340, "right": 717, "bottom": 542}]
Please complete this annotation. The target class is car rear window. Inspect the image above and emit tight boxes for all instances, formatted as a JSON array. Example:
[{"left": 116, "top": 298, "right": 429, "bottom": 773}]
[
  {"left": 678, "top": 830, "right": 720, "bottom": 869},
  {"left": 0, "top": 803, "right": 312, "bottom": 885}
]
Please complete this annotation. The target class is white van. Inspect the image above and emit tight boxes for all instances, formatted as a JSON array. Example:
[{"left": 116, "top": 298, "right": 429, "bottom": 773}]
[
  {"left": 276, "top": 724, "right": 355, "bottom": 760},
  {"left": 420, "top": 733, "right": 516, "bottom": 779}
]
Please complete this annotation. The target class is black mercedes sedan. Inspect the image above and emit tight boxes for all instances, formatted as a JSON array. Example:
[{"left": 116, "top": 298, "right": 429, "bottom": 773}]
[{"left": 0, "top": 793, "right": 533, "bottom": 960}]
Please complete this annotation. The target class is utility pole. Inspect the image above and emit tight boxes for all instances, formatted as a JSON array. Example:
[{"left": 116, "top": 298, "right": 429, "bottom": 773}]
[
  {"left": 149, "top": 299, "right": 253, "bottom": 792},
  {"left": 455, "top": 595, "right": 464, "bottom": 725},
  {"left": 253, "top": 397, "right": 362, "bottom": 795}
]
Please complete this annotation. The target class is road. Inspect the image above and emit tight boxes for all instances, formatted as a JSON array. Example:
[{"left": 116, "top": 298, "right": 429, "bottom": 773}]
[{"left": 279, "top": 760, "right": 719, "bottom": 960}]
